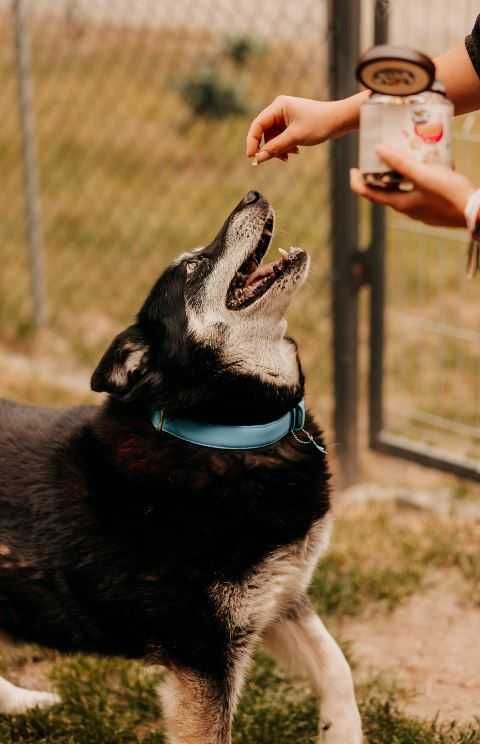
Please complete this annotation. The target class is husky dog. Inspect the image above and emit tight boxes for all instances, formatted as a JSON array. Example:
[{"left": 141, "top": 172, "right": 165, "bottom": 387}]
[{"left": 0, "top": 192, "right": 362, "bottom": 743}]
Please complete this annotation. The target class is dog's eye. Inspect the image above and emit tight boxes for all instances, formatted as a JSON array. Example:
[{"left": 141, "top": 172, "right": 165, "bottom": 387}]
[{"left": 185, "top": 258, "right": 202, "bottom": 275}]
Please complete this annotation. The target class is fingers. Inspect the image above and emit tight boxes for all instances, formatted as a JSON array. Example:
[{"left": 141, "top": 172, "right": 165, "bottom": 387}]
[
  {"left": 246, "top": 103, "right": 281, "bottom": 158},
  {"left": 253, "top": 130, "right": 299, "bottom": 164},
  {"left": 349, "top": 169, "right": 395, "bottom": 204},
  {"left": 277, "top": 147, "right": 300, "bottom": 163},
  {"left": 349, "top": 168, "right": 372, "bottom": 198},
  {"left": 375, "top": 145, "right": 454, "bottom": 196},
  {"left": 375, "top": 145, "right": 423, "bottom": 179},
  {"left": 350, "top": 168, "right": 468, "bottom": 226},
  {"left": 372, "top": 146, "right": 475, "bottom": 212},
  {"left": 350, "top": 168, "right": 420, "bottom": 211},
  {"left": 246, "top": 97, "right": 301, "bottom": 163}
]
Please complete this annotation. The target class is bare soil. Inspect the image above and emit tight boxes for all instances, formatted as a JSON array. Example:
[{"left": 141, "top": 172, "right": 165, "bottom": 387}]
[{"left": 338, "top": 583, "right": 480, "bottom": 723}]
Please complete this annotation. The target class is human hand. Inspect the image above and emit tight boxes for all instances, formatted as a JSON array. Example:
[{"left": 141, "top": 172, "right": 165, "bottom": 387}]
[
  {"left": 350, "top": 145, "right": 475, "bottom": 228},
  {"left": 246, "top": 95, "right": 360, "bottom": 165}
]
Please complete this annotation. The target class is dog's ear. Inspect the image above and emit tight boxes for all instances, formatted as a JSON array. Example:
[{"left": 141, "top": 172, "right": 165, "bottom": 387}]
[{"left": 91, "top": 325, "right": 151, "bottom": 398}]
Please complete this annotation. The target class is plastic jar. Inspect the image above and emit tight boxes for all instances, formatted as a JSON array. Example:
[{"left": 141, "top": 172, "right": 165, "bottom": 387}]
[{"left": 357, "top": 46, "right": 453, "bottom": 191}]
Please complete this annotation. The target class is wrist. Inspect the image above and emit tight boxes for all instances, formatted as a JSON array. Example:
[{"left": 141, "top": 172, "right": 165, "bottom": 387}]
[
  {"left": 453, "top": 179, "right": 476, "bottom": 220},
  {"left": 464, "top": 188, "right": 480, "bottom": 233},
  {"left": 331, "top": 91, "right": 369, "bottom": 138}
]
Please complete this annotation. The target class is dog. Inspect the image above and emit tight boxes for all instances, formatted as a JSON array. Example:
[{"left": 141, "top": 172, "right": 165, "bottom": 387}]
[{"left": 0, "top": 191, "right": 362, "bottom": 743}]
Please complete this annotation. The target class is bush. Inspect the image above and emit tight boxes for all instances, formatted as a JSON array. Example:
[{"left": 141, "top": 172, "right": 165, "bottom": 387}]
[
  {"left": 179, "top": 69, "right": 246, "bottom": 120},
  {"left": 223, "top": 34, "right": 266, "bottom": 67}
]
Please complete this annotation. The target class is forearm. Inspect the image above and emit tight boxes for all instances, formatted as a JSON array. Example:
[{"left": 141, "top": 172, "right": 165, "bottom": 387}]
[
  {"left": 335, "top": 40, "right": 480, "bottom": 137},
  {"left": 330, "top": 90, "right": 370, "bottom": 137},
  {"left": 434, "top": 44, "right": 480, "bottom": 115}
]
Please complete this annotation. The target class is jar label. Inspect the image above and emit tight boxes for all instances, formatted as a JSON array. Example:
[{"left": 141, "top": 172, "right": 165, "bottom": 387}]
[{"left": 359, "top": 102, "right": 452, "bottom": 173}]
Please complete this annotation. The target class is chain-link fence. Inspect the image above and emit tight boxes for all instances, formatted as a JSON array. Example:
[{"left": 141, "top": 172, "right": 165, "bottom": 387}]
[
  {"left": 2, "top": 0, "right": 480, "bottom": 482},
  {"left": 0, "top": 0, "right": 331, "bottom": 403}
]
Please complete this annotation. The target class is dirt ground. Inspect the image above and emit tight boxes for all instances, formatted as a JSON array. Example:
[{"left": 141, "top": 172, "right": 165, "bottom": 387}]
[{"left": 338, "top": 582, "right": 480, "bottom": 723}]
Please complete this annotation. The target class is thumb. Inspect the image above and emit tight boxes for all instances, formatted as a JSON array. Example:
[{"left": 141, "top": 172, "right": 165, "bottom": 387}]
[
  {"left": 375, "top": 145, "right": 452, "bottom": 195},
  {"left": 254, "top": 128, "right": 298, "bottom": 164}
]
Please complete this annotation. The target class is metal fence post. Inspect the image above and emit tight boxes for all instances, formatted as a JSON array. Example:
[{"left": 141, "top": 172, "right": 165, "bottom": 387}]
[
  {"left": 328, "top": 0, "right": 361, "bottom": 487},
  {"left": 14, "top": 0, "right": 47, "bottom": 327},
  {"left": 368, "top": 0, "right": 389, "bottom": 447}
]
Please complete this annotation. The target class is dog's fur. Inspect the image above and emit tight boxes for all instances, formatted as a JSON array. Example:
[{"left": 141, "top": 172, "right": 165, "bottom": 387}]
[{"left": 0, "top": 193, "right": 362, "bottom": 743}]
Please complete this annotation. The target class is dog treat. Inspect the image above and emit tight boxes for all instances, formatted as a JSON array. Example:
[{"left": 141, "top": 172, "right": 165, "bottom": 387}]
[{"left": 357, "top": 45, "right": 453, "bottom": 191}]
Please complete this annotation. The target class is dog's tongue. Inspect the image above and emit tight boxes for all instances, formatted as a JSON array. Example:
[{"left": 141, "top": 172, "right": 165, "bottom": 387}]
[
  {"left": 245, "top": 263, "right": 274, "bottom": 286},
  {"left": 246, "top": 256, "right": 288, "bottom": 286}
]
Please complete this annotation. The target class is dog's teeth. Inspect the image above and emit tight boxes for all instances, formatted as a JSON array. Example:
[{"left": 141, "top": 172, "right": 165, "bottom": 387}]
[{"left": 279, "top": 248, "right": 289, "bottom": 258}]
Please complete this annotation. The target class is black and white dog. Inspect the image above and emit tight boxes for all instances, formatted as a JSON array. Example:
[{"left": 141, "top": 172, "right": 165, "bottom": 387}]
[{"left": 0, "top": 192, "right": 361, "bottom": 743}]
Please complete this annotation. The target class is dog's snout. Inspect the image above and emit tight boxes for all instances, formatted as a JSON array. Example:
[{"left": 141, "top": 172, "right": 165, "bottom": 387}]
[{"left": 243, "top": 190, "right": 262, "bottom": 206}]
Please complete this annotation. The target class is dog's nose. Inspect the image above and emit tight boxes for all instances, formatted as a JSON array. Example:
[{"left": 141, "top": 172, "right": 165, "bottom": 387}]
[{"left": 243, "top": 190, "right": 262, "bottom": 205}]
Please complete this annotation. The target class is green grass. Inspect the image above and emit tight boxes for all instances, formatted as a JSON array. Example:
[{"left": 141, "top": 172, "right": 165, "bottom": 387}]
[
  {"left": 309, "top": 504, "right": 480, "bottom": 617},
  {"left": 0, "top": 651, "right": 479, "bottom": 744},
  {"left": 361, "top": 697, "right": 480, "bottom": 744},
  {"left": 0, "top": 656, "right": 164, "bottom": 744}
]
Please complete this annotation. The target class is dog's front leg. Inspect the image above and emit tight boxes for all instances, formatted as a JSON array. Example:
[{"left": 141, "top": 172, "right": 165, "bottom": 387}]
[
  {"left": 262, "top": 597, "right": 362, "bottom": 744},
  {"left": 0, "top": 675, "right": 60, "bottom": 714},
  {"left": 160, "top": 666, "right": 237, "bottom": 744}
]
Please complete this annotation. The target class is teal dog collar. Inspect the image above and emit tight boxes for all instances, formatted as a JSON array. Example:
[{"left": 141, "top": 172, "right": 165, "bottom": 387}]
[{"left": 151, "top": 400, "right": 307, "bottom": 451}]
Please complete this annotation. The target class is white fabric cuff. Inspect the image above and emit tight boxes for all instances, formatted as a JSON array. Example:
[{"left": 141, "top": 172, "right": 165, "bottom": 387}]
[{"left": 464, "top": 189, "right": 480, "bottom": 235}]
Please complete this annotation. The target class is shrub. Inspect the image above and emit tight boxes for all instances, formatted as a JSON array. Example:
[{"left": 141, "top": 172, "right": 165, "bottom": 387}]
[{"left": 179, "top": 69, "right": 246, "bottom": 120}]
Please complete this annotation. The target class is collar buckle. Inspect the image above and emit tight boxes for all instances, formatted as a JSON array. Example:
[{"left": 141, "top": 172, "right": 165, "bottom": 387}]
[
  {"left": 151, "top": 409, "right": 165, "bottom": 432},
  {"left": 291, "top": 400, "right": 306, "bottom": 432}
]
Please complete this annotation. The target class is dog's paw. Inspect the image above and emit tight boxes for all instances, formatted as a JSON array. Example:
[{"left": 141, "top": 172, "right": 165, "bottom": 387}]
[
  {"left": 318, "top": 707, "right": 362, "bottom": 744},
  {"left": 0, "top": 688, "right": 61, "bottom": 715}
]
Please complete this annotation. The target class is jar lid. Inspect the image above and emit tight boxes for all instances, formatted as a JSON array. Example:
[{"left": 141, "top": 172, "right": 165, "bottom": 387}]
[{"left": 356, "top": 45, "right": 436, "bottom": 96}]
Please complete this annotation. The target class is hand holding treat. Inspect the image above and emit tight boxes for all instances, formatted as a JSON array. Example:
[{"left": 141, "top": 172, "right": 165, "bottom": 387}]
[{"left": 245, "top": 94, "right": 367, "bottom": 164}]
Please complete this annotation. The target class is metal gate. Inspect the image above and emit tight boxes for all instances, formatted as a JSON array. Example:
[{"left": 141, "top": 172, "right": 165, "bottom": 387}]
[{"left": 331, "top": 0, "right": 480, "bottom": 485}]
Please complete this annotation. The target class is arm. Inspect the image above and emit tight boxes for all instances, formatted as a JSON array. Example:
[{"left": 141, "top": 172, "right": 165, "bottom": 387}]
[
  {"left": 246, "top": 22, "right": 480, "bottom": 164},
  {"left": 434, "top": 44, "right": 480, "bottom": 114},
  {"left": 335, "top": 44, "right": 480, "bottom": 130}
]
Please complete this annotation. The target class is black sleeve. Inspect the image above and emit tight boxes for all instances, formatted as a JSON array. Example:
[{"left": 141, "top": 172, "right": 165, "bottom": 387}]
[{"left": 466, "top": 14, "right": 480, "bottom": 78}]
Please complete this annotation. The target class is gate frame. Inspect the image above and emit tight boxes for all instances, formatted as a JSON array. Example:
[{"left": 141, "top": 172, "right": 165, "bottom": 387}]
[
  {"left": 367, "top": 1, "right": 480, "bottom": 482},
  {"left": 329, "top": 0, "right": 480, "bottom": 485}
]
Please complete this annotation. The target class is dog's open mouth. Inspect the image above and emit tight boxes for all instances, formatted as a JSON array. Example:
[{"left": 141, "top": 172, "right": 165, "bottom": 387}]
[{"left": 226, "top": 215, "right": 306, "bottom": 311}]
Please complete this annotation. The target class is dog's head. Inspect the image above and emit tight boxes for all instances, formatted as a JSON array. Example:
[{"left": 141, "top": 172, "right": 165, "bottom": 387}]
[{"left": 91, "top": 192, "right": 310, "bottom": 424}]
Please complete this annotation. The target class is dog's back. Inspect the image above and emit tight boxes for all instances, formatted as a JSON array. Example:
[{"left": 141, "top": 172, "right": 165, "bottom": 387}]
[{"left": 0, "top": 400, "right": 100, "bottom": 650}]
